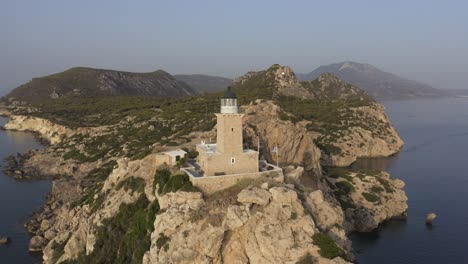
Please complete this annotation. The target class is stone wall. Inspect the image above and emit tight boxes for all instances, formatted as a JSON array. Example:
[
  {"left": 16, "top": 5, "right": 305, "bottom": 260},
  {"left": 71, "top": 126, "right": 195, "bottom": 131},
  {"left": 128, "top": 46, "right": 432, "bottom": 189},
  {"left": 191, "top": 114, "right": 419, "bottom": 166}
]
[
  {"left": 200, "top": 151, "right": 259, "bottom": 176},
  {"left": 184, "top": 166, "right": 283, "bottom": 194}
]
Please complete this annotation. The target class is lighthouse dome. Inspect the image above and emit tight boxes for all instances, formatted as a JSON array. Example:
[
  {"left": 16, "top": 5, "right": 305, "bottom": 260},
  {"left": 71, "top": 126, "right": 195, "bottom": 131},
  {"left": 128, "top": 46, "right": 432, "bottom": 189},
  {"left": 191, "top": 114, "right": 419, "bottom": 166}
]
[{"left": 220, "top": 87, "right": 238, "bottom": 114}]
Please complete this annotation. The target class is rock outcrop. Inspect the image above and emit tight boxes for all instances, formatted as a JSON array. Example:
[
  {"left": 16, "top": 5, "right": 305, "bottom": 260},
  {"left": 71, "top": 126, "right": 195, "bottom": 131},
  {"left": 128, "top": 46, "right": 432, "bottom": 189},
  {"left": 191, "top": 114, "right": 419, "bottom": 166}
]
[
  {"left": 243, "top": 100, "right": 322, "bottom": 175},
  {"left": 327, "top": 171, "right": 408, "bottom": 232},
  {"left": 143, "top": 185, "right": 351, "bottom": 264},
  {"left": 319, "top": 105, "right": 403, "bottom": 167}
]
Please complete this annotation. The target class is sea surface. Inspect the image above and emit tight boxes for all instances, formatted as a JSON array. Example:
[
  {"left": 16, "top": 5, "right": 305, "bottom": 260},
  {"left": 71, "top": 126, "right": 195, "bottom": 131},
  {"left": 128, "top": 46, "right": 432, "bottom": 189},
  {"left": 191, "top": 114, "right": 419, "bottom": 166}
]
[
  {"left": 351, "top": 97, "right": 468, "bottom": 264},
  {"left": 0, "top": 98, "right": 467, "bottom": 263},
  {"left": 0, "top": 116, "right": 50, "bottom": 263}
]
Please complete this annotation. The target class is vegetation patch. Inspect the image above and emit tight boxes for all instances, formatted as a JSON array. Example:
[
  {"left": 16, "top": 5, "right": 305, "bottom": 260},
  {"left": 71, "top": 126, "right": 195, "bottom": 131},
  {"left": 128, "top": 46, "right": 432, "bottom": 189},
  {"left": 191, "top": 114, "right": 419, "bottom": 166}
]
[
  {"left": 312, "top": 233, "right": 345, "bottom": 259},
  {"left": 153, "top": 169, "right": 198, "bottom": 195},
  {"left": 156, "top": 233, "right": 171, "bottom": 252},
  {"left": 116, "top": 177, "right": 146, "bottom": 194},
  {"left": 376, "top": 177, "right": 395, "bottom": 193},
  {"left": 335, "top": 181, "right": 355, "bottom": 194},
  {"left": 362, "top": 192, "right": 380, "bottom": 203},
  {"left": 370, "top": 185, "right": 384, "bottom": 193}
]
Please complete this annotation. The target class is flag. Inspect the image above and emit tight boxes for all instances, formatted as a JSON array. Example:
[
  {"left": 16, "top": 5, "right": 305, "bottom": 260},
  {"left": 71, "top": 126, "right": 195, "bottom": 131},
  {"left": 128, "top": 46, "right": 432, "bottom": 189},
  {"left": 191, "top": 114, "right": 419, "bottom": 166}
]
[{"left": 272, "top": 145, "right": 278, "bottom": 153}]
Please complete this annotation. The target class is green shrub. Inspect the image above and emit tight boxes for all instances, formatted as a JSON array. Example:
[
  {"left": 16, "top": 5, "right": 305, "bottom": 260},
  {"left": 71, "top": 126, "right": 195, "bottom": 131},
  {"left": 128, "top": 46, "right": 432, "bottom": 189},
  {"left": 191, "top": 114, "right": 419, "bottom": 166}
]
[
  {"left": 116, "top": 177, "right": 146, "bottom": 194},
  {"left": 153, "top": 169, "right": 171, "bottom": 194},
  {"left": 335, "top": 181, "right": 355, "bottom": 194},
  {"left": 156, "top": 233, "right": 171, "bottom": 251},
  {"left": 370, "top": 185, "right": 384, "bottom": 193},
  {"left": 376, "top": 177, "right": 395, "bottom": 193},
  {"left": 362, "top": 192, "right": 380, "bottom": 202},
  {"left": 312, "top": 233, "right": 345, "bottom": 259},
  {"left": 63, "top": 149, "right": 88, "bottom": 162},
  {"left": 153, "top": 169, "right": 198, "bottom": 195}
]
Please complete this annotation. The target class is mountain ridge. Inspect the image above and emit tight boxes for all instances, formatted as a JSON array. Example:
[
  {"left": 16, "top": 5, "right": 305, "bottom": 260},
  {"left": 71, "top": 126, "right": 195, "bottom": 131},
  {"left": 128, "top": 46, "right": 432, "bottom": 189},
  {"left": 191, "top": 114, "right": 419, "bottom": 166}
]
[
  {"left": 297, "top": 61, "right": 449, "bottom": 100},
  {"left": 2, "top": 67, "right": 197, "bottom": 104}
]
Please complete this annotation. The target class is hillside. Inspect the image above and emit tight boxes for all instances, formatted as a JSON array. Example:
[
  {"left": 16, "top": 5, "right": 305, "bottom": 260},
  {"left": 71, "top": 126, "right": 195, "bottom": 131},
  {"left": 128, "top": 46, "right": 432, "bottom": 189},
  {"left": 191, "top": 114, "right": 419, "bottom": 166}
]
[
  {"left": 2, "top": 67, "right": 196, "bottom": 104},
  {"left": 174, "top": 74, "right": 232, "bottom": 93},
  {"left": 297, "top": 61, "right": 449, "bottom": 100}
]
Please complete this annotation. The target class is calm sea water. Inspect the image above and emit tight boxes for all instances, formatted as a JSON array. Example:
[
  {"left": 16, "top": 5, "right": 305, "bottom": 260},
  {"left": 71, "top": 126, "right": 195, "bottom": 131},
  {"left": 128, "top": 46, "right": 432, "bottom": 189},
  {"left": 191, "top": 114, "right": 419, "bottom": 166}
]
[
  {"left": 0, "top": 98, "right": 467, "bottom": 263},
  {"left": 0, "top": 116, "right": 51, "bottom": 263},
  {"left": 351, "top": 97, "right": 468, "bottom": 264}
]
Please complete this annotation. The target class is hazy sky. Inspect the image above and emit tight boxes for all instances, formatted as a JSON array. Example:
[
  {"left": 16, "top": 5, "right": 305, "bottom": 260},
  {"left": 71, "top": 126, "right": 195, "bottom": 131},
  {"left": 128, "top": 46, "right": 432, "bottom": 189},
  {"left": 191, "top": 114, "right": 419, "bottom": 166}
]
[{"left": 1, "top": 0, "right": 468, "bottom": 95}]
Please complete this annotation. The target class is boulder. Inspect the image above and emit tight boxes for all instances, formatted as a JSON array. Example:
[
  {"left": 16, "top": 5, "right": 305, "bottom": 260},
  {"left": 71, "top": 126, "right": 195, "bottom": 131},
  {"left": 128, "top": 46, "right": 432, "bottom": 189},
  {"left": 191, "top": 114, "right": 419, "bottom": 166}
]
[
  {"left": 237, "top": 187, "right": 271, "bottom": 206},
  {"left": 426, "top": 212, "right": 437, "bottom": 224},
  {"left": 0, "top": 236, "right": 10, "bottom": 244},
  {"left": 29, "top": 235, "right": 45, "bottom": 251}
]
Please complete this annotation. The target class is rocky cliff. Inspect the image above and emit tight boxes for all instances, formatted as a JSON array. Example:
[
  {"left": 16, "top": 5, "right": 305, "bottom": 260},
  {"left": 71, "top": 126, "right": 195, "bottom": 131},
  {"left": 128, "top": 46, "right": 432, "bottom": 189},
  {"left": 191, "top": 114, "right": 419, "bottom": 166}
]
[{"left": 4, "top": 115, "right": 74, "bottom": 144}]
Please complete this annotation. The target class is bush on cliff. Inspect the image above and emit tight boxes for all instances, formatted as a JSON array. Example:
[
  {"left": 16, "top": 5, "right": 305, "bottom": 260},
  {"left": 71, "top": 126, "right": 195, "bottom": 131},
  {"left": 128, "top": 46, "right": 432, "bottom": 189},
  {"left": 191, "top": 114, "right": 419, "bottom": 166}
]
[
  {"left": 116, "top": 177, "right": 146, "bottom": 194},
  {"left": 312, "top": 233, "right": 345, "bottom": 259},
  {"left": 362, "top": 192, "right": 380, "bottom": 203},
  {"left": 153, "top": 169, "right": 198, "bottom": 195}
]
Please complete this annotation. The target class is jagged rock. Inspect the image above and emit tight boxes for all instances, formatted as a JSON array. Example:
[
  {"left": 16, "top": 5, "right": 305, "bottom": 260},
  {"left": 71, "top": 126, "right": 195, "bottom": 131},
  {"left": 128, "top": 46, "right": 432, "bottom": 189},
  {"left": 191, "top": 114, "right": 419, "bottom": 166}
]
[
  {"left": 426, "top": 212, "right": 437, "bottom": 224},
  {"left": 44, "top": 229, "right": 56, "bottom": 240},
  {"left": 243, "top": 101, "right": 322, "bottom": 175},
  {"left": 237, "top": 187, "right": 271, "bottom": 206},
  {"left": 29, "top": 235, "right": 45, "bottom": 251},
  {"left": 223, "top": 205, "right": 250, "bottom": 229},
  {"left": 158, "top": 191, "right": 204, "bottom": 211},
  {"left": 0, "top": 236, "right": 10, "bottom": 244},
  {"left": 307, "top": 190, "right": 344, "bottom": 230},
  {"left": 285, "top": 166, "right": 304, "bottom": 181},
  {"left": 40, "top": 219, "right": 52, "bottom": 232}
]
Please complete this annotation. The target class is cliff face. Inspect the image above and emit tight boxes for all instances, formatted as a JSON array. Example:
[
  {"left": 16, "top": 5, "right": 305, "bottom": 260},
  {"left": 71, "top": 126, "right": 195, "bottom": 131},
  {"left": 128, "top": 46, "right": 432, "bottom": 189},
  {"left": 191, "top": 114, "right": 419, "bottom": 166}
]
[
  {"left": 4, "top": 115, "right": 74, "bottom": 144},
  {"left": 242, "top": 100, "right": 322, "bottom": 175}
]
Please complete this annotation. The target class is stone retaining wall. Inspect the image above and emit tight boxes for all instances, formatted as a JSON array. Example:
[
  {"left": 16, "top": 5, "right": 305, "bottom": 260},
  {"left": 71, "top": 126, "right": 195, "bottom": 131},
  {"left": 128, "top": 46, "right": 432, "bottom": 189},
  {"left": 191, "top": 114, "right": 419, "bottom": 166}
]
[{"left": 183, "top": 166, "right": 283, "bottom": 194}]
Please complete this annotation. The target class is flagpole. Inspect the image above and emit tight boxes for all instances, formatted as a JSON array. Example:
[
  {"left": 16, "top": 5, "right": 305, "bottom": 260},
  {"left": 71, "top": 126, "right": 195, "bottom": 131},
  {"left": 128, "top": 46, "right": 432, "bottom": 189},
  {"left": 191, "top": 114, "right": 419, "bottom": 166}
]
[{"left": 276, "top": 144, "right": 279, "bottom": 168}]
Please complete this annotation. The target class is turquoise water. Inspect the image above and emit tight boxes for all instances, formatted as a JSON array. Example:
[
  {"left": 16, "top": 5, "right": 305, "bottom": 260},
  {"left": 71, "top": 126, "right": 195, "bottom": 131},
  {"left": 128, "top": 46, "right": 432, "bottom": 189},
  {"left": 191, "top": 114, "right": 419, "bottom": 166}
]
[
  {"left": 0, "top": 116, "right": 51, "bottom": 263},
  {"left": 351, "top": 97, "right": 468, "bottom": 263}
]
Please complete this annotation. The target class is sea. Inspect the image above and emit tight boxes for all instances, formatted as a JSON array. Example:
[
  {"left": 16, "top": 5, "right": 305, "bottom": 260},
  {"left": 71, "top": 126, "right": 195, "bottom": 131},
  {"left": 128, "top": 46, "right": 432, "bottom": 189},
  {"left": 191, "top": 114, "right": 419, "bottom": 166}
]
[
  {"left": 1, "top": 97, "right": 467, "bottom": 263},
  {"left": 0, "top": 116, "right": 50, "bottom": 263}
]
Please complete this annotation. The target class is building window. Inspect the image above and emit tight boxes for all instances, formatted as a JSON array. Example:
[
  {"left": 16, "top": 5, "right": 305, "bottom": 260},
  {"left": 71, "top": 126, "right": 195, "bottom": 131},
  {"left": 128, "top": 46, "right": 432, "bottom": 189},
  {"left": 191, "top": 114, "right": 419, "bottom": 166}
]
[
  {"left": 231, "top": 128, "right": 234, "bottom": 132},
  {"left": 231, "top": 158, "right": 235, "bottom": 164}
]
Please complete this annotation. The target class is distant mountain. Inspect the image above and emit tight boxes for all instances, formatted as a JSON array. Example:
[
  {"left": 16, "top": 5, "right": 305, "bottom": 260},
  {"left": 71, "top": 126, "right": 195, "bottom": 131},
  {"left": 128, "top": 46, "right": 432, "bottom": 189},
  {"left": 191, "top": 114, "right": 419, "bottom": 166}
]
[
  {"left": 2, "top": 67, "right": 196, "bottom": 104},
  {"left": 297, "top": 61, "right": 449, "bottom": 100},
  {"left": 446, "top": 89, "right": 468, "bottom": 97},
  {"left": 174, "top": 74, "right": 232, "bottom": 93}
]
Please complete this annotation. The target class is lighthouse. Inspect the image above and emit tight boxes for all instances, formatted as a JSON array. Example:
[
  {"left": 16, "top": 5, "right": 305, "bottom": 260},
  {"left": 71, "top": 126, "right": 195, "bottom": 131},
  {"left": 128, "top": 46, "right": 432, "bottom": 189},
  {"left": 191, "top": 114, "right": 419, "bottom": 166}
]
[{"left": 196, "top": 87, "right": 259, "bottom": 176}]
